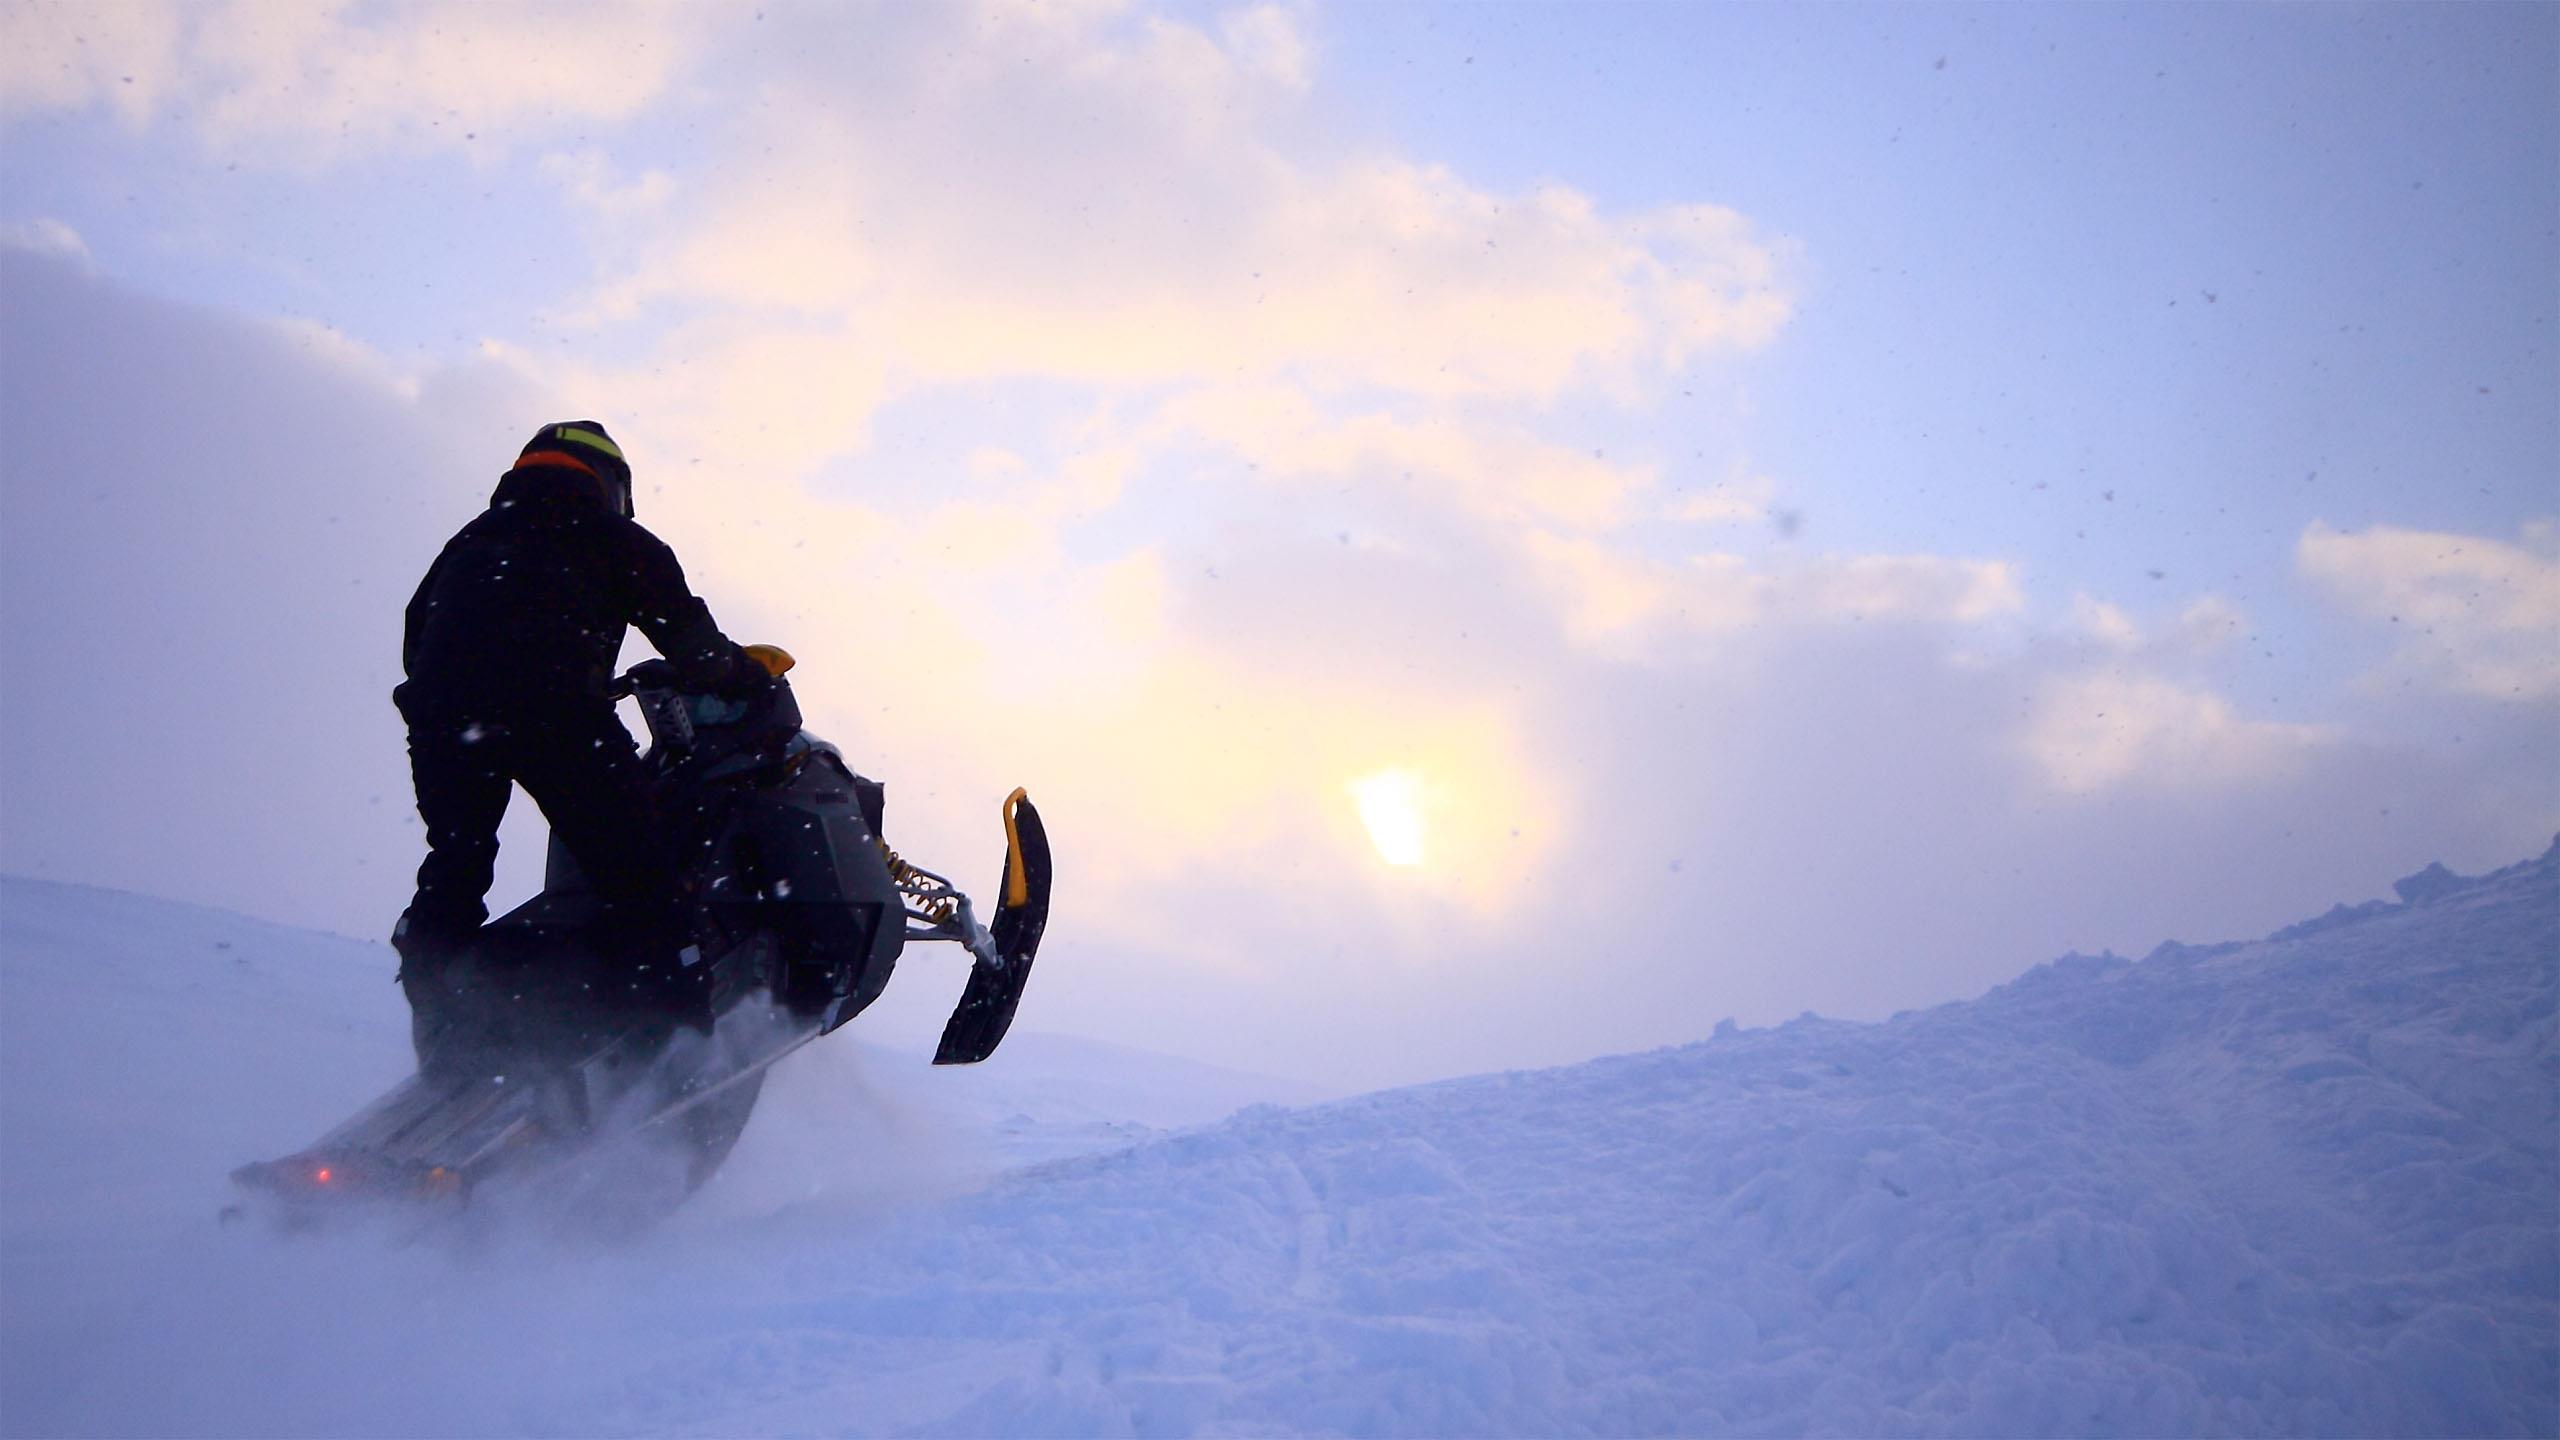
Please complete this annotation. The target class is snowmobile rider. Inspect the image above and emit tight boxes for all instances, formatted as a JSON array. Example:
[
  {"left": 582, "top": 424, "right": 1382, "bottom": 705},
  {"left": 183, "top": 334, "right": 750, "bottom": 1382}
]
[{"left": 391, "top": 420, "right": 770, "bottom": 988}]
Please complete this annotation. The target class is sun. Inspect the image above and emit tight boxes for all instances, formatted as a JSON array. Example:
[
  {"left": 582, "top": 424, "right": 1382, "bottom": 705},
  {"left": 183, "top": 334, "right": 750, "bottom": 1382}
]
[{"left": 1348, "top": 768, "right": 1429, "bottom": 867}]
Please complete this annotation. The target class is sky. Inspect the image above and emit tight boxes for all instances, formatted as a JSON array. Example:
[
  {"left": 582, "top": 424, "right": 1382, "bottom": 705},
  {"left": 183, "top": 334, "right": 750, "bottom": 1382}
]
[{"left": 1, "top": 0, "right": 2553, "bottom": 1090}]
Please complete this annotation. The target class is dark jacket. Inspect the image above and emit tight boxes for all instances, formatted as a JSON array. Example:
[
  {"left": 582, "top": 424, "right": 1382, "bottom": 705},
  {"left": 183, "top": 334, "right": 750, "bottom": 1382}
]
[{"left": 399, "top": 465, "right": 754, "bottom": 711}]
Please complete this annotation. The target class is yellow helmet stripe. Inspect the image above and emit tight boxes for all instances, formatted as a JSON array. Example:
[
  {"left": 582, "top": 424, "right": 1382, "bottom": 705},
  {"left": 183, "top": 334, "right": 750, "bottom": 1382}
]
[{"left": 554, "top": 425, "right": 624, "bottom": 461}]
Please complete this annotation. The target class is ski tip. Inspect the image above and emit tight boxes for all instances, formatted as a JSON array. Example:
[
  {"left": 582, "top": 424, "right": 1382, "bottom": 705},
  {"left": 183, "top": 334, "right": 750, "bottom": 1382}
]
[{"left": 1003, "top": 788, "right": 1033, "bottom": 908}]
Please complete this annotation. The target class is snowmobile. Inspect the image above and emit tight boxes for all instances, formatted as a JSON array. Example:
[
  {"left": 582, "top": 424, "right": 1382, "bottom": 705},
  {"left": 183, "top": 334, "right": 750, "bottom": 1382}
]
[{"left": 231, "top": 653, "right": 1049, "bottom": 1219}]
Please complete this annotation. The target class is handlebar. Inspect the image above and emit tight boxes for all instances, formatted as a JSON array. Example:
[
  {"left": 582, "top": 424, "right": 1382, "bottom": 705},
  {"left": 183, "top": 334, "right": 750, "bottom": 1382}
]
[
  {"left": 613, "top": 648, "right": 802, "bottom": 763},
  {"left": 607, "top": 659, "right": 683, "bottom": 701},
  {"left": 610, "top": 645, "right": 795, "bottom": 702}
]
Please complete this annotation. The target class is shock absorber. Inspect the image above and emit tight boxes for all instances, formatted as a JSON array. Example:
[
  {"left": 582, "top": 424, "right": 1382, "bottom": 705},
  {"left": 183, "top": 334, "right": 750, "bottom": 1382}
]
[{"left": 877, "top": 839, "right": 961, "bottom": 924}]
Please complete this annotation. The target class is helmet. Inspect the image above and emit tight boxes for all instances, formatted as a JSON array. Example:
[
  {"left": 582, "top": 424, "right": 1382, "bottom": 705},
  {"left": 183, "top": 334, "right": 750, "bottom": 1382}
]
[{"left": 519, "top": 421, "right": 633, "bottom": 518}]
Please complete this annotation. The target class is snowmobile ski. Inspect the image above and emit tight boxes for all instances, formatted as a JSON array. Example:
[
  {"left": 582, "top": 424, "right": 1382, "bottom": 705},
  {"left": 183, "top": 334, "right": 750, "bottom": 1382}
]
[{"left": 934, "top": 788, "right": 1051, "bottom": 1065}]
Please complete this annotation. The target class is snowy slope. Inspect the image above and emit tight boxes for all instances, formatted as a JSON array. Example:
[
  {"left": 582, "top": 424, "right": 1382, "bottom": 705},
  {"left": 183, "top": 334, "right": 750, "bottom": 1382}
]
[
  {"left": 0, "top": 878, "right": 1319, "bottom": 1435},
  {"left": 4, "top": 847, "right": 2555, "bottom": 1437}
]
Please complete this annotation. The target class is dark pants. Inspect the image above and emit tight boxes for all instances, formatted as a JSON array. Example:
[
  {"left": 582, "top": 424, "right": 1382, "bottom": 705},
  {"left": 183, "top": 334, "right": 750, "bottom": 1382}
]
[{"left": 396, "top": 692, "right": 673, "bottom": 948}]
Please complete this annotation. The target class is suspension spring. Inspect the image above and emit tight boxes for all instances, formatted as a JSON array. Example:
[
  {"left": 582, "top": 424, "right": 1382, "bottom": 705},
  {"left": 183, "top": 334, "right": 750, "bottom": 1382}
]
[{"left": 877, "top": 839, "right": 960, "bottom": 923}]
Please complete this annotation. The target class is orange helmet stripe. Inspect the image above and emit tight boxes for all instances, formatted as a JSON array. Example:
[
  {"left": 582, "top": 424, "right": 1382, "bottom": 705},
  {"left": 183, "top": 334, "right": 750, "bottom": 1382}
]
[{"left": 515, "top": 449, "right": 599, "bottom": 479}]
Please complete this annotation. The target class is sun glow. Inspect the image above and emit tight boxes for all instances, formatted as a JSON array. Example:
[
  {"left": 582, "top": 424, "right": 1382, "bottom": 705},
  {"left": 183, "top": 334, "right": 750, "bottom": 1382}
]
[{"left": 1349, "top": 768, "right": 1429, "bottom": 867}]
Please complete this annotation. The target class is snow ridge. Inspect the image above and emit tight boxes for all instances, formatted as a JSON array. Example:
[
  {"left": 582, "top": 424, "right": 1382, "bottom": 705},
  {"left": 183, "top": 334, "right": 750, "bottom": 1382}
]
[{"left": 689, "top": 842, "right": 2550, "bottom": 1438}]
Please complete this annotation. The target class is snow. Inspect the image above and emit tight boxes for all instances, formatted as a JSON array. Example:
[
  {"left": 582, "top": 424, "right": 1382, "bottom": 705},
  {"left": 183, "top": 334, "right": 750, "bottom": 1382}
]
[{"left": 3, "top": 845, "right": 2554, "bottom": 1437}]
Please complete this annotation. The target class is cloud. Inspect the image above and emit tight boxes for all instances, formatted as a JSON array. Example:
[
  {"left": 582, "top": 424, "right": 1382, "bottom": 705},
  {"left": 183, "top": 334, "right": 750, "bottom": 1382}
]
[
  {"left": 1556, "top": 617, "right": 2550, "bottom": 1078},
  {"left": 1516, "top": 539, "right": 2024, "bottom": 657},
  {"left": 0, "top": 246, "right": 550, "bottom": 931},
  {"left": 1519, "top": 533, "right": 1696, "bottom": 653},
  {"left": 2300, "top": 521, "right": 2560, "bottom": 700},
  {"left": 537, "top": 151, "right": 678, "bottom": 219},
  {"left": 263, "top": 316, "right": 425, "bottom": 400},
  {"left": 2032, "top": 596, "right": 2331, "bottom": 801},
  {"left": 1670, "top": 471, "right": 1777, "bottom": 526},
  {"left": 516, "top": 1, "right": 1792, "bottom": 487},
  {"left": 2069, "top": 595, "right": 2143, "bottom": 651},
  {"left": 10, "top": 243, "right": 2553, "bottom": 1092},
  {"left": 0, "top": 0, "right": 184, "bottom": 125},
  {"left": 1220, "top": 3, "right": 1314, "bottom": 90},
  {"left": 2023, "top": 671, "right": 2334, "bottom": 796},
  {"left": 0, "top": 215, "right": 91, "bottom": 266},
  {"left": 1156, "top": 383, "right": 1655, "bottom": 533},
  {"left": 2067, "top": 592, "right": 2247, "bottom": 660},
  {"left": 0, "top": 0, "right": 703, "bottom": 161},
  {"left": 855, "top": 161, "right": 1788, "bottom": 402},
  {"left": 1778, "top": 552, "right": 2025, "bottom": 626}
]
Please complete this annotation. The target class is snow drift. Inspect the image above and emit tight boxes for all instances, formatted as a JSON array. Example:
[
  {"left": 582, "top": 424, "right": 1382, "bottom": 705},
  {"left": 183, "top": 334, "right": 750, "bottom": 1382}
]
[{"left": 3, "top": 842, "right": 2554, "bottom": 1436}]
